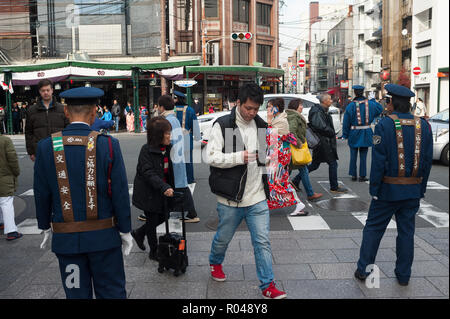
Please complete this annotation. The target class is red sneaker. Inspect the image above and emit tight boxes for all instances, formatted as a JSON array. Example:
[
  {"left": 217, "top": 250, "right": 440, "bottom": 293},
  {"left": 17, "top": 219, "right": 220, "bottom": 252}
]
[
  {"left": 210, "top": 264, "right": 227, "bottom": 282},
  {"left": 262, "top": 282, "right": 287, "bottom": 299}
]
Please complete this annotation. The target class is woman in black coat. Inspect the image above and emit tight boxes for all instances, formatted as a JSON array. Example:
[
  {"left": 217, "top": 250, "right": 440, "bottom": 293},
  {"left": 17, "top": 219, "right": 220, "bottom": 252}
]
[{"left": 131, "top": 116, "right": 175, "bottom": 260}]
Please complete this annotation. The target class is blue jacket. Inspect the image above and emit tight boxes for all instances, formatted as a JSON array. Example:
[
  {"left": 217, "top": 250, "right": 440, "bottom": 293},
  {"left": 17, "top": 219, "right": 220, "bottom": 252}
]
[
  {"left": 101, "top": 111, "right": 112, "bottom": 121},
  {"left": 165, "top": 114, "right": 188, "bottom": 188},
  {"left": 34, "top": 123, "right": 131, "bottom": 254},
  {"left": 369, "top": 112, "right": 433, "bottom": 201},
  {"left": 91, "top": 117, "right": 114, "bottom": 132},
  {"left": 342, "top": 97, "right": 383, "bottom": 148}
]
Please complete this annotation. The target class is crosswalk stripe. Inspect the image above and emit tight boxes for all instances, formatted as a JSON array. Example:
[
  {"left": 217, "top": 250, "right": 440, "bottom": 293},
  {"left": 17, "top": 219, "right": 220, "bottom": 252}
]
[
  {"left": 351, "top": 212, "right": 397, "bottom": 229},
  {"left": 287, "top": 214, "right": 331, "bottom": 230},
  {"left": 317, "top": 181, "right": 359, "bottom": 199},
  {"left": 17, "top": 218, "right": 43, "bottom": 235},
  {"left": 426, "top": 181, "right": 449, "bottom": 190},
  {"left": 418, "top": 200, "right": 449, "bottom": 228}
]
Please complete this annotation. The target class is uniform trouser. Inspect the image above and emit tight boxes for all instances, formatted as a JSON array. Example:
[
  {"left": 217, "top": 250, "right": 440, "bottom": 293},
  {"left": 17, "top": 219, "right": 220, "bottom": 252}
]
[
  {"left": 56, "top": 246, "right": 127, "bottom": 299},
  {"left": 0, "top": 196, "right": 18, "bottom": 234},
  {"left": 357, "top": 198, "right": 420, "bottom": 283},
  {"left": 349, "top": 147, "right": 369, "bottom": 178}
]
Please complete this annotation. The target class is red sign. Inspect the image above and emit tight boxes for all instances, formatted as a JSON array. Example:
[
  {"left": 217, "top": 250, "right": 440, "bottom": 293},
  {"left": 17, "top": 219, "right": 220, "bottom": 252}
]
[
  {"left": 340, "top": 80, "right": 349, "bottom": 89},
  {"left": 413, "top": 67, "right": 421, "bottom": 76},
  {"left": 298, "top": 59, "right": 306, "bottom": 68},
  {"left": 380, "top": 70, "right": 390, "bottom": 81}
]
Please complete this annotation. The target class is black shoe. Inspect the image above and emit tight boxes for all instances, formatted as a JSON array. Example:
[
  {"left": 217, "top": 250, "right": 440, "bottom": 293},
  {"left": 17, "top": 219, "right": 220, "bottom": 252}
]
[
  {"left": 138, "top": 214, "right": 147, "bottom": 222},
  {"left": 359, "top": 177, "right": 368, "bottom": 182},
  {"left": 6, "top": 232, "right": 23, "bottom": 241},
  {"left": 354, "top": 270, "right": 367, "bottom": 281},
  {"left": 149, "top": 251, "right": 159, "bottom": 261},
  {"left": 397, "top": 278, "right": 409, "bottom": 286},
  {"left": 351, "top": 176, "right": 357, "bottom": 181},
  {"left": 330, "top": 187, "right": 348, "bottom": 194},
  {"left": 131, "top": 229, "right": 146, "bottom": 251}
]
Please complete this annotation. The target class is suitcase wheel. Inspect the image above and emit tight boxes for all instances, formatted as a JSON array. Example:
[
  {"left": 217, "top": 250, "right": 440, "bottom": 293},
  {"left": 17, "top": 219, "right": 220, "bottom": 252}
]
[
  {"left": 158, "top": 266, "right": 164, "bottom": 273},
  {"left": 174, "top": 270, "right": 181, "bottom": 277}
]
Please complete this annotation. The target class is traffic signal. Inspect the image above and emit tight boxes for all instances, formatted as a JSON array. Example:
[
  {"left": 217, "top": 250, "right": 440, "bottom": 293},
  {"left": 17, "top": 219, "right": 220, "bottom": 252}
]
[{"left": 231, "top": 32, "right": 252, "bottom": 40}]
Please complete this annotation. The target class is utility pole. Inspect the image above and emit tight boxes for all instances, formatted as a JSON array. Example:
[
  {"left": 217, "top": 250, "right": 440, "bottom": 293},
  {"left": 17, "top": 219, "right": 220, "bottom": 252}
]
[
  {"left": 201, "top": 0, "right": 206, "bottom": 65},
  {"left": 160, "top": 0, "right": 168, "bottom": 95}
]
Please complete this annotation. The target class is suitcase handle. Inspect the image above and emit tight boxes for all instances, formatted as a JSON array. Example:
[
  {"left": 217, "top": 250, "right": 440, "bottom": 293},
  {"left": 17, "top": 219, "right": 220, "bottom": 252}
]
[{"left": 163, "top": 190, "right": 187, "bottom": 243}]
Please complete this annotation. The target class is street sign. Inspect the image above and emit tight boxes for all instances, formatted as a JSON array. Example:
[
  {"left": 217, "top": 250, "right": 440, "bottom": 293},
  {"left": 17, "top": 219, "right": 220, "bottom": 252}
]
[
  {"left": 413, "top": 67, "right": 422, "bottom": 76},
  {"left": 292, "top": 81, "right": 297, "bottom": 86},
  {"left": 174, "top": 80, "right": 197, "bottom": 88},
  {"left": 298, "top": 59, "right": 305, "bottom": 68},
  {"left": 291, "top": 66, "right": 297, "bottom": 71},
  {"left": 292, "top": 75, "right": 297, "bottom": 80}
]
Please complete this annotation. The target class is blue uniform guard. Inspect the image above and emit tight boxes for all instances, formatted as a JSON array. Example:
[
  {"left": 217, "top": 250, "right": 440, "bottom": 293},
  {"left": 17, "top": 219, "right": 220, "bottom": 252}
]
[
  {"left": 34, "top": 87, "right": 132, "bottom": 299},
  {"left": 342, "top": 85, "right": 383, "bottom": 179},
  {"left": 355, "top": 84, "right": 433, "bottom": 285}
]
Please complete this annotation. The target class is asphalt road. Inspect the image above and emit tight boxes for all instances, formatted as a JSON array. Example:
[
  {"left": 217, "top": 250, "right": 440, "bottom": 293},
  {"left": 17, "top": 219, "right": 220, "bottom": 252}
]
[{"left": 9, "top": 133, "right": 450, "bottom": 233}]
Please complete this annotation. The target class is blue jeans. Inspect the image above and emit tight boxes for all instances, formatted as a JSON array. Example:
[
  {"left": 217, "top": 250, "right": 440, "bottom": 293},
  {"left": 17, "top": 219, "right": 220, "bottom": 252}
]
[
  {"left": 357, "top": 199, "right": 420, "bottom": 283},
  {"left": 114, "top": 116, "right": 119, "bottom": 132},
  {"left": 292, "top": 165, "right": 315, "bottom": 197},
  {"left": 308, "top": 159, "right": 339, "bottom": 190},
  {"left": 349, "top": 147, "right": 369, "bottom": 177},
  {"left": 209, "top": 201, "right": 274, "bottom": 290}
]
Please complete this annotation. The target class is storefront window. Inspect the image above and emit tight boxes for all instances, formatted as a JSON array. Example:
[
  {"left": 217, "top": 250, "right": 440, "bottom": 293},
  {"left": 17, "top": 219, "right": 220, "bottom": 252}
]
[{"left": 233, "top": 42, "right": 249, "bottom": 65}]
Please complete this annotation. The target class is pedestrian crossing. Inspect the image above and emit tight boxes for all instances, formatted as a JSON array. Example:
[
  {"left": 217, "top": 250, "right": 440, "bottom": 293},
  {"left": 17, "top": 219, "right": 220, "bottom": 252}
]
[
  {"left": 10, "top": 137, "right": 28, "bottom": 159},
  {"left": 17, "top": 181, "right": 449, "bottom": 232}
]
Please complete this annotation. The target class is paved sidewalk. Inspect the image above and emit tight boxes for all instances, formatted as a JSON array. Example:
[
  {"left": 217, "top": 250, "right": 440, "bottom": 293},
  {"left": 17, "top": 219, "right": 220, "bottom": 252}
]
[{"left": 0, "top": 228, "right": 448, "bottom": 299}]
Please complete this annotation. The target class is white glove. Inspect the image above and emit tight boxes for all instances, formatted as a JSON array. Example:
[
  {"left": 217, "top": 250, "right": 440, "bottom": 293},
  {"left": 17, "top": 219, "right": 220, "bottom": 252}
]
[
  {"left": 369, "top": 91, "right": 376, "bottom": 100},
  {"left": 120, "top": 232, "right": 133, "bottom": 256},
  {"left": 372, "top": 196, "right": 378, "bottom": 201},
  {"left": 40, "top": 228, "right": 52, "bottom": 249}
]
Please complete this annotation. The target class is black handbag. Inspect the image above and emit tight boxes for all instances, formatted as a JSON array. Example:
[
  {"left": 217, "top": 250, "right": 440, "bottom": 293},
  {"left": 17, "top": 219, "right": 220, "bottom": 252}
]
[{"left": 305, "top": 125, "right": 321, "bottom": 150}]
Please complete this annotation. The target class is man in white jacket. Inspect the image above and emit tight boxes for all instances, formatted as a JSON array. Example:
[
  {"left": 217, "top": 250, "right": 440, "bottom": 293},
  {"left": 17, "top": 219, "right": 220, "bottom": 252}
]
[{"left": 206, "top": 83, "right": 287, "bottom": 299}]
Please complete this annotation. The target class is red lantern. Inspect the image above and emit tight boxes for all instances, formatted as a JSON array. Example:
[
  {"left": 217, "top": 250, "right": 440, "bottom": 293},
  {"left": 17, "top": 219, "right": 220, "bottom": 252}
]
[{"left": 380, "top": 70, "right": 390, "bottom": 81}]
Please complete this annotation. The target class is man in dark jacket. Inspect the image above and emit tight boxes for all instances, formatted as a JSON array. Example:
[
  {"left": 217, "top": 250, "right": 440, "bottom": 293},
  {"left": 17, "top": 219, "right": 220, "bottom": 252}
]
[
  {"left": 25, "top": 79, "right": 69, "bottom": 161},
  {"left": 308, "top": 94, "right": 347, "bottom": 193},
  {"left": 111, "top": 100, "right": 121, "bottom": 132}
]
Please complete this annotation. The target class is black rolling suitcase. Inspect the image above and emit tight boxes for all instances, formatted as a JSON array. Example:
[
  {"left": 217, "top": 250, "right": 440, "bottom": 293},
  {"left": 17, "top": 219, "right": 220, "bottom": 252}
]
[{"left": 157, "top": 191, "right": 188, "bottom": 276}]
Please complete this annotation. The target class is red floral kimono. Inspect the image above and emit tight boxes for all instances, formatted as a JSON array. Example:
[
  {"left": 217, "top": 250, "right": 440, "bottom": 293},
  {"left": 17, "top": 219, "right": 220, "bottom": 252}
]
[{"left": 266, "top": 127, "right": 298, "bottom": 210}]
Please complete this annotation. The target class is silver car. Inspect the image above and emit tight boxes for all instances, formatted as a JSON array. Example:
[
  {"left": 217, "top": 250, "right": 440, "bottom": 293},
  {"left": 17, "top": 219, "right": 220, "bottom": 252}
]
[
  {"left": 198, "top": 93, "right": 342, "bottom": 145},
  {"left": 428, "top": 109, "right": 449, "bottom": 166}
]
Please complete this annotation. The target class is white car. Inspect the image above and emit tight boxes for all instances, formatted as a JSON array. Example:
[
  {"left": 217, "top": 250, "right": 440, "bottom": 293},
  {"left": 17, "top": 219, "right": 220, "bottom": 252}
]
[
  {"left": 428, "top": 108, "right": 449, "bottom": 166},
  {"left": 198, "top": 93, "right": 342, "bottom": 145}
]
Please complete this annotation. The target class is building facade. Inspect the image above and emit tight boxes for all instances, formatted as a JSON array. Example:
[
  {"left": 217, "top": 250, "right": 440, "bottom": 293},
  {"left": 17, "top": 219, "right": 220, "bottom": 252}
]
[
  {"left": 411, "top": 0, "right": 449, "bottom": 116},
  {"left": 305, "top": 1, "right": 348, "bottom": 93},
  {"left": 382, "top": 0, "right": 413, "bottom": 86},
  {"left": 34, "top": 0, "right": 161, "bottom": 58},
  {"left": 168, "top": 0, "right": 279, "bottom": 68},
  {"left": 352, "top": 0, "right": 382, "bottom": 97},
  {"left": 0, "top": 0, "right": 33, "bottom": 63},
  {"left": 327, "top": 15, "right": 353, "bottom": 103}
]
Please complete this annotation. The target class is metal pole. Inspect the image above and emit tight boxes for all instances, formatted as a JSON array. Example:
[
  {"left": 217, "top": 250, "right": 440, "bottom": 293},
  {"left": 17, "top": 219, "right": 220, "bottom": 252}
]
[
  {"left": 186, "top": 71, "right": 192, "bottom": 106},
  {"left": 4, "top": 72, "right": 12, "bottom": 135},
  {"left": 132, "top": 68, "right": 141, "bottom": 133},
  {"left": 160, "top": 0, "right": 168, "bottom": 95}
]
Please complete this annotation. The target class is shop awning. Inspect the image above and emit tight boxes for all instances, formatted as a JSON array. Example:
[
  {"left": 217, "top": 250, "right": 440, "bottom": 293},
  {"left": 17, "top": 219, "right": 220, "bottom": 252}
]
[
  {"left": 185, "top": 65, "right": 284, "bottom": 77},
  {"left": 1, "top": 58, "right": 201, "bottom": 85}
]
